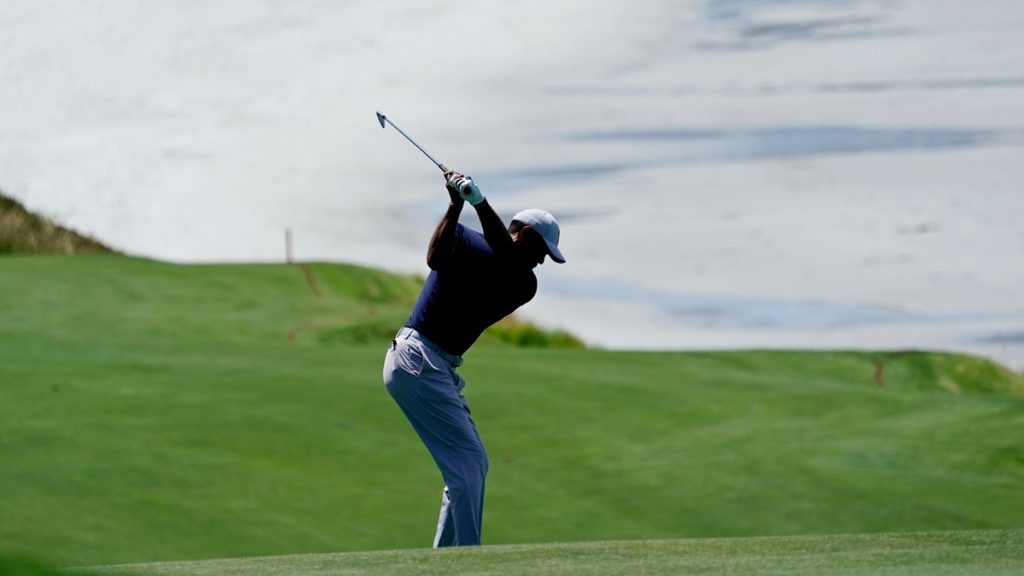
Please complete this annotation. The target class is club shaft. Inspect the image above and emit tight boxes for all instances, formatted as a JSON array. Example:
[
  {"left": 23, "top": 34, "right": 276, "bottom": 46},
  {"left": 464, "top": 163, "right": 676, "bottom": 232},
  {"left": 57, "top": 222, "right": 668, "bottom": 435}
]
[{"left": 383, "top": 118, "right": 447, "bottom": 172}]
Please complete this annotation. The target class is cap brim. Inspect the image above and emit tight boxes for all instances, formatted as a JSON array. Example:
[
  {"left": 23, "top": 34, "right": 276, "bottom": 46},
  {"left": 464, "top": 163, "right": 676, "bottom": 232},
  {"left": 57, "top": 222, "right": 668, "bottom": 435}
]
[{"left": 545, "top": 239, "right": 566, "bottom": 263}]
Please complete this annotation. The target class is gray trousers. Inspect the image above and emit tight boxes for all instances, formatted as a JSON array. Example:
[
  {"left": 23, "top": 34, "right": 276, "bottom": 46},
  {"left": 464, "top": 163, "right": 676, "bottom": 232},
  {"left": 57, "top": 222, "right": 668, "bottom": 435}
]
[{"left": 383, "top": 327, "right": 489, "bottom": 547}]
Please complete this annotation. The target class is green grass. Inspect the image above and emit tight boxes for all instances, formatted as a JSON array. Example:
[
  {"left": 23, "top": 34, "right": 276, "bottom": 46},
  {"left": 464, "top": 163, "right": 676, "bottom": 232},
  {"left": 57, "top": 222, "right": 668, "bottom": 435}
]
[
  {"left": 0, "top": 557, "right": 115, "bottom": 576},
  {"left": 85, "top": 530, "right": 1024, "bottom": 576},
  {"left": 2, "top": 254, "right": 1023, "bottom": 568}
]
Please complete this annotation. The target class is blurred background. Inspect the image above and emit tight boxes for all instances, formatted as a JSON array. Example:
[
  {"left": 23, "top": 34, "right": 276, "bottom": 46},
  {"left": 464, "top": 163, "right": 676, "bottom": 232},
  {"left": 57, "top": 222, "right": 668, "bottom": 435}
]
[{"left": 2, "top": 0, "right": 1022, "bottom": 366}]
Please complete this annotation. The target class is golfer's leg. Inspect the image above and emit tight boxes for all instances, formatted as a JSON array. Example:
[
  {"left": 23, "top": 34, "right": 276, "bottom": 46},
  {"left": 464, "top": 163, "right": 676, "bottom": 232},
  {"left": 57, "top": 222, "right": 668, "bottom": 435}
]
[
  {"left": 433, "top": 486, "right": 456, "bottom": 548},
  {"left": 384, "top": 341, "right": 487, "bottom": 546},
  {"left": 389, "top": 376, "right": 487, "bottom": 546},
  {"left": 449, "top": 371, "right": 489, "bottom": 546}
]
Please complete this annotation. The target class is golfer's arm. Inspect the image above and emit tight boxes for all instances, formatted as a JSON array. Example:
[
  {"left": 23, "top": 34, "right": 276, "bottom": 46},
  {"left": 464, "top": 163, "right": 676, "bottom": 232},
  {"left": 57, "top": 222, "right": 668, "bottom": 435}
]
[
  {"left": 426, "top": 201, "right": 463, "bottom": 270},
  {"left": 475, "top": 200, "right": 515, "bottom": 257}
]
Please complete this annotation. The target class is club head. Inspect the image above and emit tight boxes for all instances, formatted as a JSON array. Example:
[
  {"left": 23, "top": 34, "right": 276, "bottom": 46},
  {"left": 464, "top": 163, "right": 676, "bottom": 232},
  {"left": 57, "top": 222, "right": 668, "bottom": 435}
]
[{"left": 376, "top": 111, "right": 387, "bottom": 129}]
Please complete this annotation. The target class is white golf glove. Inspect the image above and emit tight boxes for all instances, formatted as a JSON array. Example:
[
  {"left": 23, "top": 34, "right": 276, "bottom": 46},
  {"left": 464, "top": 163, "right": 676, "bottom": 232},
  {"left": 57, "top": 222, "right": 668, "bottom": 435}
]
[{"left": 449, "top": 175, "right": 484, "bottom": 206}]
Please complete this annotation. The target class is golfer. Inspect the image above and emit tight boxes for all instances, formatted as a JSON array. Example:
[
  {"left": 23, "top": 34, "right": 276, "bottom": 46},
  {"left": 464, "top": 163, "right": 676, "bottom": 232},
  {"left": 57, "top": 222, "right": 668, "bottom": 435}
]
[{"left": 383, "top": 170, "right": 565, "bottom": 547}]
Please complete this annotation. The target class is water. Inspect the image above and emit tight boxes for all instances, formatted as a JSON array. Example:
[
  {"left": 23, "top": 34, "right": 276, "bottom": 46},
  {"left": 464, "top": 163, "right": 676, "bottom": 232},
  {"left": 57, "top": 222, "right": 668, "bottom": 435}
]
[{"left": 2, "top": 0, "right": 1022, "bottom": 368}]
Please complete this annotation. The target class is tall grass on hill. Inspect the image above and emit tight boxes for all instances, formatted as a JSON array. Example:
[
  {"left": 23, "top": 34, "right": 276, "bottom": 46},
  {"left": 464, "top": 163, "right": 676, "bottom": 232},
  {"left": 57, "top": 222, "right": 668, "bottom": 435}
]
[{"left": 0, "top": 191, "right": 114, "bottom": 255}]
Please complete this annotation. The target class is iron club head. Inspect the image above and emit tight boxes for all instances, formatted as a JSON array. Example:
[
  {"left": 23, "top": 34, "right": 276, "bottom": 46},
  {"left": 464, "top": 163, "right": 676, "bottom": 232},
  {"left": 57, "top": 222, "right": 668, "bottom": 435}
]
[{"left": 376, "top": 111, "right": 386, "bottom": 129}]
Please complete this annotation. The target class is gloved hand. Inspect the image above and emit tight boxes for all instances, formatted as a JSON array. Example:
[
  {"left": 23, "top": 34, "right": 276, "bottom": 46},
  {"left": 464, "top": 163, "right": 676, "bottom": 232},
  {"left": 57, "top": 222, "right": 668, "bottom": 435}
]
[{"left": 446, "top": 172, "right": 484, "bottom": 206}]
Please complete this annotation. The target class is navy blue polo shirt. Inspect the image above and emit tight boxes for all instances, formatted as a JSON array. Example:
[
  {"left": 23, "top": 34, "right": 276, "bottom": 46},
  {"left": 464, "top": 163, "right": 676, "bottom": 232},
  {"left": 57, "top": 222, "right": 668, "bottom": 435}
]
[{"left": 406, "top": 224, "right": 537, "bottom": 356}]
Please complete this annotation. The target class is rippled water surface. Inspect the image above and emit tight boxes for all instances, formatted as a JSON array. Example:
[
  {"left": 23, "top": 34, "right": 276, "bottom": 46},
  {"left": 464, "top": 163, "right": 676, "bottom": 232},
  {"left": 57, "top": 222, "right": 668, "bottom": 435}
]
[{"left": 2, "top": 0, "right": 1022, "bottom": 367}]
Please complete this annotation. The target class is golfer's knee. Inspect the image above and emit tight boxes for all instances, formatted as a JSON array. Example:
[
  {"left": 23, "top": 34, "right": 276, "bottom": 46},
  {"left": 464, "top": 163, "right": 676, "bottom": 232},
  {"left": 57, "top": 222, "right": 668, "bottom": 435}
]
[{"left": 446, "top": 454, "right": 487, "bottom": 492}]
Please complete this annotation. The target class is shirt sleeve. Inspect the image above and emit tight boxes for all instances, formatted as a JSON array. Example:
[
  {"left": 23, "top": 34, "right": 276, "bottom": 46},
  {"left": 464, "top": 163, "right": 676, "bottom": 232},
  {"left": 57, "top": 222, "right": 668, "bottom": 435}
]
[{"left": 453, "top": 225, "right": 496, "bottom": 262}]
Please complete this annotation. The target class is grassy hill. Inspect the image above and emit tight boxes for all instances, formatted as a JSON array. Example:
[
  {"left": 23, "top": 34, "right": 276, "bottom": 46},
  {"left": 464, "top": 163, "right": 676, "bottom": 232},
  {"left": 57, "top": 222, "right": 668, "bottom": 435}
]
[
  {"left": 84, "top": 529, "right": 1024, "bottom": 576},
  {"left": 1, "top": 254, "right": 1022, "bottom": 568},
  {"left": 0, "top": 191, "right": 114, "bottom": 255}
]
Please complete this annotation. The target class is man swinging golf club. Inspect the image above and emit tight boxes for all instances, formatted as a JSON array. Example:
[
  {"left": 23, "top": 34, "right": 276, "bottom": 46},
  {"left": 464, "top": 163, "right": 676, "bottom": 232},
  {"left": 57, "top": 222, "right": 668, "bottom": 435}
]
[{"left": 382, "top": 170, "right": 565, "bottom": 547}]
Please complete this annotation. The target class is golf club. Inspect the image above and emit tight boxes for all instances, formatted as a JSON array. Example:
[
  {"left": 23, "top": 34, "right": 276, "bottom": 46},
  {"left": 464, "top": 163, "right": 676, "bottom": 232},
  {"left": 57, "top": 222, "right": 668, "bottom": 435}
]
[{"left": 376, "top": 111, "right": 449, "bottom": 173}]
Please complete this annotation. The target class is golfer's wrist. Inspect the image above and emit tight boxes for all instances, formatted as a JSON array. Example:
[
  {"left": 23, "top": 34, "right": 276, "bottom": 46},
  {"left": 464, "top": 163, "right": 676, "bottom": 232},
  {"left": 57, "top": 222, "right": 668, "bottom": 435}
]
[{"left": 464, "top": 189, "right": 485, "bottom": 206}]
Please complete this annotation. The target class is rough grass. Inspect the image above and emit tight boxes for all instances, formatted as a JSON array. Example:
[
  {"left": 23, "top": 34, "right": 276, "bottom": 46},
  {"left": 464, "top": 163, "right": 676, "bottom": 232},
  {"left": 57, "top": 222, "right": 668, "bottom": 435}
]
[
  {"left": 1, "top": 255, "right": 1022, "bottom": 568},
  {"left": 0, "top": 192, "right": 114, "bottom": 254},
  {"left": 487, "top": 315, "right": 585, "bottom": 348}
]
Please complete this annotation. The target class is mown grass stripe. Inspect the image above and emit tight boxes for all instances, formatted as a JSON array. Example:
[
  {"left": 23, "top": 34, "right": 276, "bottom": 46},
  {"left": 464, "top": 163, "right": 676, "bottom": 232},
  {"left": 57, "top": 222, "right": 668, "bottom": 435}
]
[{"left": 84, "top": 529, "right": 1024, "bottom": 576}]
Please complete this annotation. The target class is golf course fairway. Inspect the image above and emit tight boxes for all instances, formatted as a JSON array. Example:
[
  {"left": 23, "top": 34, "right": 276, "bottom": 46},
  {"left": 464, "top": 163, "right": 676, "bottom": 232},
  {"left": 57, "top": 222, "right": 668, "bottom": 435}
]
[
  {"left": 2, "top": 254, "right": 1022, "bottom": 569},
  {"left": 81, "top": 529, "right": 1024, "bottom": 576}
]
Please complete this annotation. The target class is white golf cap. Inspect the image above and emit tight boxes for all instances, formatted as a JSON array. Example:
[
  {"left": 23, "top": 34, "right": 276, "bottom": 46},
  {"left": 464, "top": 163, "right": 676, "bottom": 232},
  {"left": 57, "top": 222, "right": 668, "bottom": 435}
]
[{"left": 512, "top": 209, "right": 565, "bottom": 263}]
